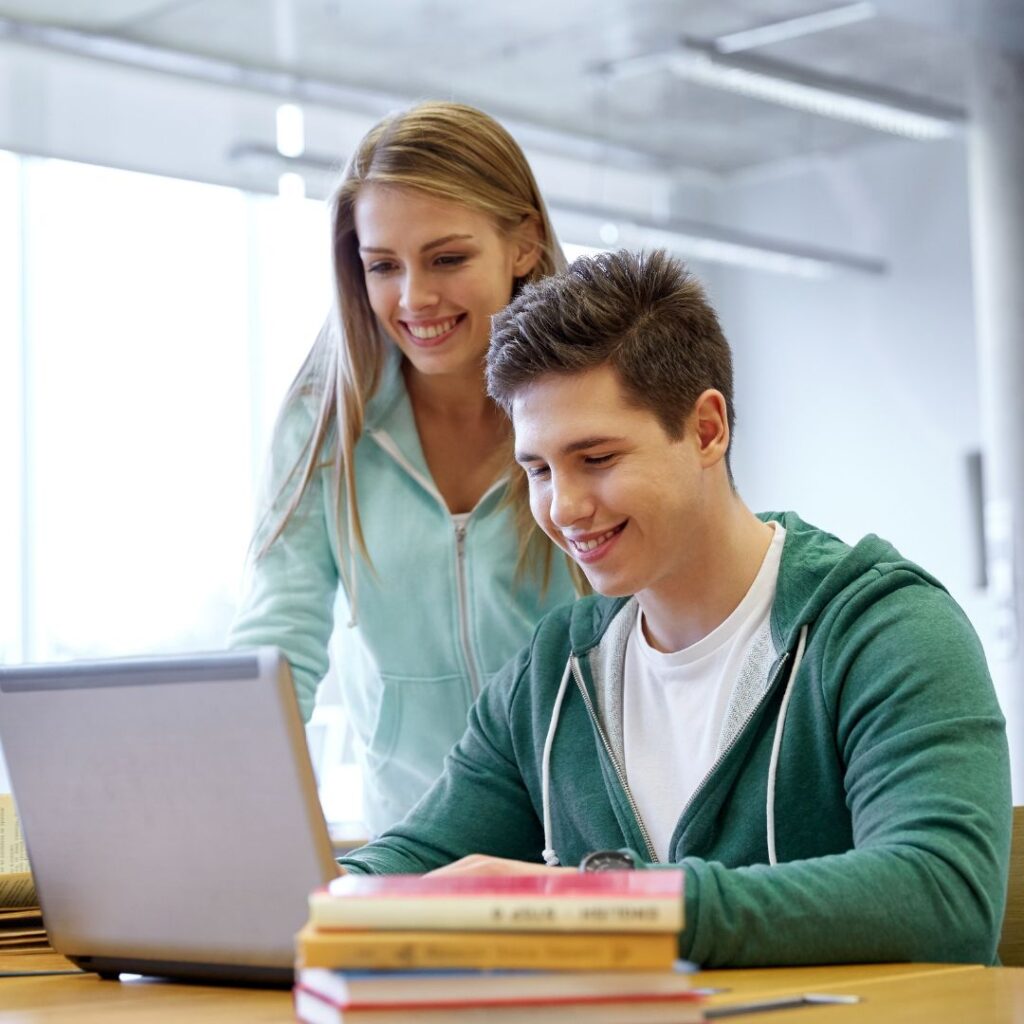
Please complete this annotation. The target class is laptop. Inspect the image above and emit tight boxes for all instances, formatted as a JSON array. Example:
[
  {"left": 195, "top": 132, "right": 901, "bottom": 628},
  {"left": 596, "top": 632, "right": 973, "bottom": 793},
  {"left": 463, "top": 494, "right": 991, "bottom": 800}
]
[{"left": 0, "top": 647, "right": 340, "bottom": 986}]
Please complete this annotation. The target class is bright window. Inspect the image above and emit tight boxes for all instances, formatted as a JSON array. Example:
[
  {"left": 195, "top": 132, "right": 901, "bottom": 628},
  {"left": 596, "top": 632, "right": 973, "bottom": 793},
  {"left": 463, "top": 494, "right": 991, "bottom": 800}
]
[
  {"left": 3, "top": 157, "right": 363, "bottom": 827},
  {"left": 22, "top": 160, "right": 252, "bottom": 657},
  {"left": 0, "top": 151, "right": 22, "bottom": 672}
]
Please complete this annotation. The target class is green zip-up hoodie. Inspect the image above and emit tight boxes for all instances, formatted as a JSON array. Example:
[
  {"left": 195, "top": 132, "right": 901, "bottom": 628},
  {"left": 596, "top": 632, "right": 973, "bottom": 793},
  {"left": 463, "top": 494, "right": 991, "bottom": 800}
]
[{"left": 340, "top": 512, "right": 1011, "bottom": 967}]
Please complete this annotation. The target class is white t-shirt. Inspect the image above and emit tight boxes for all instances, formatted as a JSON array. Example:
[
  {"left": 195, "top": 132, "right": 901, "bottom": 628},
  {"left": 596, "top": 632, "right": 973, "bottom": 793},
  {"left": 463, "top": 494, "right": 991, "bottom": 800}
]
[{"left": 622, "top": 524, "right": 786, "bottom": 861}]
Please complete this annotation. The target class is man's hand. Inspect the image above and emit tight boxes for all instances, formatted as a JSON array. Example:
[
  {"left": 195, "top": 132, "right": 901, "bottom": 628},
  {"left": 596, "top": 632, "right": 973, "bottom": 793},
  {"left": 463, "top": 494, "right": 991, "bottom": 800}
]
[{"left": 427, "top": 854, "right": 573, "bottom": 877}]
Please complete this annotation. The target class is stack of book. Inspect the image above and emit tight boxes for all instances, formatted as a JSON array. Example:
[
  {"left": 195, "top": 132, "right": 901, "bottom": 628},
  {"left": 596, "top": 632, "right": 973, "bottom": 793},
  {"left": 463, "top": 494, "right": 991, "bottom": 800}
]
[
  {"left": 0, "top": 794, "right": 52, "bottom": 956},
  {"left": 294, "top": 869, "right": 701, "bottom": 1023}
]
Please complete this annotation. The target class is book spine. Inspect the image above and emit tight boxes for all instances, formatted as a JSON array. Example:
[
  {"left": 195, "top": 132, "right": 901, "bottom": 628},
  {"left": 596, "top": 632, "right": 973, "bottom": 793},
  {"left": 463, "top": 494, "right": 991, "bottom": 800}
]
[
  {"left": 297, "top": 930, "right": 677, "bottom": 971},
  {"left": 308, "top": 897, "right": 682, "bottom": 933}
]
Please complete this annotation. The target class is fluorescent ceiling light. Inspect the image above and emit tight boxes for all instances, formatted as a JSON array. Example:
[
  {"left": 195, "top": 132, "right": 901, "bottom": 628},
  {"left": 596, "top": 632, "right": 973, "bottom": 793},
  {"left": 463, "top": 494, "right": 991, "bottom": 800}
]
[
  {"left": 602, "top": 38, "right": 964, "bottom": 141},
  {"left": 275, "top": 103, "right": 305, "bottom": 158},
  {"left": 677, "top": 42, "right": 961, "bottom": 140},
  {"left": 713, "top": 2, "right": 877, "bottom": 54},
  {"left": 277, "top": 171, "right": 306, "bottom": 201}
]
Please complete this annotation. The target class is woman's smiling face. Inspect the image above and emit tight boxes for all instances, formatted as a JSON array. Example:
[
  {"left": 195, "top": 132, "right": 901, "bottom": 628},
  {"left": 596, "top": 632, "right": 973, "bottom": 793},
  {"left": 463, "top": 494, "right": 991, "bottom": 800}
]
[{"left": 354, "top": 184, "right": 539, "bottom": 381}]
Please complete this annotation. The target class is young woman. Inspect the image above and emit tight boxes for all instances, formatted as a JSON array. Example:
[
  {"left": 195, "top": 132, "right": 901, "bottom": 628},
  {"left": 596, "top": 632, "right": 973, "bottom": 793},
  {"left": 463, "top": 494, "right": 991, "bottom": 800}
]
[{"left": 230, "top": 102, "right": 580, "bottom": 835}]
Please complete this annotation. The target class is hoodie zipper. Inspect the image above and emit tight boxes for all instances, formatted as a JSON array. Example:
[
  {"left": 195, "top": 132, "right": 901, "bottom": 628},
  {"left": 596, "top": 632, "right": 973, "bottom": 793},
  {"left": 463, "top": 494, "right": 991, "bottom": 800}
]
[
  {"left": 368, "top": 429, "right": 500, "bottom": 701},
  {"left": 454, "top": 521, "right": 481, "bottom": 699},
  {"left": 674, "top": 650, "right": 793, "bottom": 828},
  {"left": 570, "top": 656, "right": 659, "bottom": 864}
]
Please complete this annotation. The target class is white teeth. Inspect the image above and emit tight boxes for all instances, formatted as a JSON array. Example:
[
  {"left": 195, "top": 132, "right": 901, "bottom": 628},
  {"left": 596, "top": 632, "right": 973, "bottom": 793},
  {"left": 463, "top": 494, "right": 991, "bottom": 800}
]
[
  {"left": 406, "top": 317, "right": 458, "bottom": 340},
  {"left": 570, "top": 527, "right": 620, "bottom": 553}
]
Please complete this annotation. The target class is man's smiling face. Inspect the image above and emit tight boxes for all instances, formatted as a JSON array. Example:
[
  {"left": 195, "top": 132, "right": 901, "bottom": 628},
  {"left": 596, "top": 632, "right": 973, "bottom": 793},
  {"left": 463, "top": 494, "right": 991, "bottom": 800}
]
[{"left": 513, "top": 364, "right": 709, "bottom": 601}]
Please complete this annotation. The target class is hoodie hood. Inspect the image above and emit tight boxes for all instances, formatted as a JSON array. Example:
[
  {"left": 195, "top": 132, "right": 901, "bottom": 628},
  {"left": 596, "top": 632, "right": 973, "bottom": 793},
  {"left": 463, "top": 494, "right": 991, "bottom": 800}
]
[{"left": 761, "top": 510, "right": 948, "bottom": 651}]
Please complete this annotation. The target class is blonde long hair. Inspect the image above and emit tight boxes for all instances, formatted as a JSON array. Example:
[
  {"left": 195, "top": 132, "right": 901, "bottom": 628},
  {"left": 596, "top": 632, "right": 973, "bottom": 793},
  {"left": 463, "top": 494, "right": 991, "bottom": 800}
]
[{"left": 258, "top": 101, "right": 586, "bottom": 595}]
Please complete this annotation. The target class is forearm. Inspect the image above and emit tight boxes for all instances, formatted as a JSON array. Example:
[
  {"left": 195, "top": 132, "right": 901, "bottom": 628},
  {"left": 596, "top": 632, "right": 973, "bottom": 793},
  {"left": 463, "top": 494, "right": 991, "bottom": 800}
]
[
  {"left": 678, "top": 837, "right": 1006, "bottom": 967},
  {"left": 678, "top": 591, "right": 1011, "bottom": 967}
]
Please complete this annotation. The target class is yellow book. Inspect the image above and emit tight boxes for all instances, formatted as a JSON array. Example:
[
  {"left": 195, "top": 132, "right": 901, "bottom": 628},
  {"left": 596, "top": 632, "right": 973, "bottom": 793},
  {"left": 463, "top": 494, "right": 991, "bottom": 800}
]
[
  {"left": 0, "top": 873, "right": 37, "bottom": 911},
  {"left": 0, "top": 795, "right": 30, "bottom": 875},
  {"left": 296, "top": 923, "right": 678, "bottom": 972},
  {"left": 0, "top": 796, "right": 37, "bottom": 911}
]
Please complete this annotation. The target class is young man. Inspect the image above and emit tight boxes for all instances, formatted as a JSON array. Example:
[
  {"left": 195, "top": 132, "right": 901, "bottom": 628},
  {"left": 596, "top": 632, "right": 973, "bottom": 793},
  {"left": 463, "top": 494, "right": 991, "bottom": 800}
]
[{"left": 339, "top": 250, "right": 1011, "bottom": 967}]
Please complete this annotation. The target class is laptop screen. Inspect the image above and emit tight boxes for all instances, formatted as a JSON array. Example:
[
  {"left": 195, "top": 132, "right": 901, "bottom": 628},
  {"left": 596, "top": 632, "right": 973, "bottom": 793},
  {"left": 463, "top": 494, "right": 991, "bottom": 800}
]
[{"left": 0, "top": 648, "right": 338, "bottom": 982}]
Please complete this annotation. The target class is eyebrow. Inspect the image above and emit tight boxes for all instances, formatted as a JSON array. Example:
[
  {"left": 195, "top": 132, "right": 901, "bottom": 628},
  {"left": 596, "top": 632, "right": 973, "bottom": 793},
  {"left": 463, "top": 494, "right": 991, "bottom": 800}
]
[
  {"left": 359, "top": 233, "right": 475, "bottom": 255},
  {"left": 515, "top": 436, "right": 626, "bottom": 464}
]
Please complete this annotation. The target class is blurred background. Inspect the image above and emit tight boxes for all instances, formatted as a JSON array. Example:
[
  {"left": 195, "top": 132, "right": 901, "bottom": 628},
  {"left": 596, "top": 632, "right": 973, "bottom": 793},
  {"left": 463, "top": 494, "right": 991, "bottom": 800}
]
[{"left": 2, "top": 0, "right": 1023, "bottom": 822}]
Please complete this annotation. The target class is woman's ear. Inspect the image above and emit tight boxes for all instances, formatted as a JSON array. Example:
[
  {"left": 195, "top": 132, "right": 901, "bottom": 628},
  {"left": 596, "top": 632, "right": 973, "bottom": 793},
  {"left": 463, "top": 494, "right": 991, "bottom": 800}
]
[{"left": 510, "top": 214, "right": 543, "bottom": 278}]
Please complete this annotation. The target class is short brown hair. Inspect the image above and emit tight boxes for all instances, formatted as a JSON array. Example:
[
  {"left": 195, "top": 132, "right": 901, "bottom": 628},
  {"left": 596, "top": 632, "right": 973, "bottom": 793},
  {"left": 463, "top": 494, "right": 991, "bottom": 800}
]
[{"left": 487, "top": 249, "right": 735, "bottom": 466}]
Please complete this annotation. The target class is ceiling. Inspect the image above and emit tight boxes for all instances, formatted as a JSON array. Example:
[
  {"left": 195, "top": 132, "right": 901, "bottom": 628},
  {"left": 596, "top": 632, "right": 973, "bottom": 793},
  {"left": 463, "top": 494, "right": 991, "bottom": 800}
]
[{"left": 0, "top": 0, "right": 1021, "bottom": 175}]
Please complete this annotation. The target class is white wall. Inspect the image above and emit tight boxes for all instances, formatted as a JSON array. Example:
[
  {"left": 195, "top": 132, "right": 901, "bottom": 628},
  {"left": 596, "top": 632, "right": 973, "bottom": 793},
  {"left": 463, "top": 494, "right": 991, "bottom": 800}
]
[{"left": 706, "top": 138, "right": 993, "bottom": 649}]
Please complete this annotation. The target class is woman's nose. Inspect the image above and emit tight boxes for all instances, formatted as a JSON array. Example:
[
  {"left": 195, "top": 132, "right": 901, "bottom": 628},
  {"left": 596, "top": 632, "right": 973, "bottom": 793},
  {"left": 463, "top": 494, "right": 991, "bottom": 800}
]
[{"left": 400, "top": 270, "right": 440, "bottom": 311}]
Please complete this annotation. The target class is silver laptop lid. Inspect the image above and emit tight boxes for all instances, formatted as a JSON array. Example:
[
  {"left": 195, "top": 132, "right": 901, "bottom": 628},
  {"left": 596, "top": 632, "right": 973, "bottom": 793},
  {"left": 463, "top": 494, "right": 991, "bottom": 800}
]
[{"left": 0, "top": 648, "right": 338, "bottom": 980}]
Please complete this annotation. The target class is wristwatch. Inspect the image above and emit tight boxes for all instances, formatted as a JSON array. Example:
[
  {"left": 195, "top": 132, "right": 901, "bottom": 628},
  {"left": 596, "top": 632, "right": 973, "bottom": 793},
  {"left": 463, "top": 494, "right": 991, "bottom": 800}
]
[{"left": 579, "top": 848, "right": 637, "bottom": 872}]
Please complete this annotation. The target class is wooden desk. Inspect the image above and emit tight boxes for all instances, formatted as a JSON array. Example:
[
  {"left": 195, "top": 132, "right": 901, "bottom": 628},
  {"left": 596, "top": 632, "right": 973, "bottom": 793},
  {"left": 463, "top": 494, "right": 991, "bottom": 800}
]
[
  {"left": 1, "top": 954, "right": 1022, "bottom": 1022},
  {"left": 704, "top": 964, "right": 1024, "bottom": 1023}
]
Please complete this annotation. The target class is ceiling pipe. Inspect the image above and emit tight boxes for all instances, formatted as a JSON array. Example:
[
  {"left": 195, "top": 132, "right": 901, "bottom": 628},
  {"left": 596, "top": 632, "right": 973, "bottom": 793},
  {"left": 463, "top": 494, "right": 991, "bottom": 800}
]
[
  {"left": 712, "top": 2, "right": 878, "bottom": 54},
  {"left": 0, "top": 15, "right": 669, "bottom": 173},
  {"left": 230, "top": 142, "right": 887, "bottom": 279}
]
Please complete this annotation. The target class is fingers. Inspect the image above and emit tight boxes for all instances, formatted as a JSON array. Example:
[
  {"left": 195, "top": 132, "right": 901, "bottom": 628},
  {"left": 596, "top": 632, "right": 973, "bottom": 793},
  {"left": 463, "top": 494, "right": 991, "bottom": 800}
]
[{"left": 427, "top": 854, "right": 570, "bottom": 877}]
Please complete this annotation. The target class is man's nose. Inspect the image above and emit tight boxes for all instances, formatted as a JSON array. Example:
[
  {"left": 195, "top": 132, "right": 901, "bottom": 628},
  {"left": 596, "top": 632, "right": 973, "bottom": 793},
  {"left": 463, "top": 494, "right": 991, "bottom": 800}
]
[{"left": 549, "top": 475, "right": 594, "bottom": 528}]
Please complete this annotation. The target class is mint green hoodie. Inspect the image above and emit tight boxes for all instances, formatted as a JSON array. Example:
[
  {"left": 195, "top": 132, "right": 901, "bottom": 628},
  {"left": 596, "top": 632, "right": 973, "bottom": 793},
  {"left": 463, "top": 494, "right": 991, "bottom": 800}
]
[
  {"left": 340, "top": 512, "right": 1011, "bottom": 966},
  {"left": 230, "top": 351, "right": 576, "bottom": 834}
]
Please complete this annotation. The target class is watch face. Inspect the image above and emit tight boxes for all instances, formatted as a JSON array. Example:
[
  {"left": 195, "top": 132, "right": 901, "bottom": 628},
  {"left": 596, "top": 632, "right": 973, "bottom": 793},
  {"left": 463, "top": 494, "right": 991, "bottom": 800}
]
[{"left": 580, "top": 849, "right": 636, "bottom": 872}]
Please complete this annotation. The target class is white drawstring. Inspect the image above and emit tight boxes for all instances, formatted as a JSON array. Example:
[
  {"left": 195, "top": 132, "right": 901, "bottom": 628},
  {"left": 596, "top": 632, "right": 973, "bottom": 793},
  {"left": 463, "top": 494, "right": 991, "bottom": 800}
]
[
  {"left": 540, "top": 627, "right": 808, "bottom": 869},
  {"left": 766, "top": 624, "right": 808, "bottom": 866},
  {"left": 541, "top": 658, "right": 574, "bottom": 867}
]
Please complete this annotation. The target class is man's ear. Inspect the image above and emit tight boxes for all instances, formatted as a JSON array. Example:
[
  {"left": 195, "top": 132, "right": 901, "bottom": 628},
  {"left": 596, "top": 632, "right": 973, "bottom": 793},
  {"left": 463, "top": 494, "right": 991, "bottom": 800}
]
[
  {"left": 692, "top": 389, "right": 730, "bottom": 468},
  {"left": 510, "top": 214, "right": 543, "bottom": 278}
]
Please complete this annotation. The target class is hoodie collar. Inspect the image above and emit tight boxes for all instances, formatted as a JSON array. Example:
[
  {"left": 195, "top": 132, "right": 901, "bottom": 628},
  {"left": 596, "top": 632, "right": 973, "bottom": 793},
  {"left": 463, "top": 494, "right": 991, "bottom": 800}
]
[
  {"left": 363, "top": 346, "right": 435, "bottom": 485},
  {"left": 566, "top": 511, "right": 928, "bottom": 659},
  {"left": 364, "top": 344, "right": 408, "bottom": 432}
]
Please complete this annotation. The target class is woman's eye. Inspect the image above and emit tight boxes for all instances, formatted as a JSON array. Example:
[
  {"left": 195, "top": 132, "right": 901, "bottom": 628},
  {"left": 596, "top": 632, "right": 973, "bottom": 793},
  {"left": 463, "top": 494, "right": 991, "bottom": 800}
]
[
  {"left": 435, "top": 253, "right": 467, "bottom": 268},
  {"left": 585, "top": 454, "right": 615, "bottom": 466},
  {"left": 365, "top": 261, "right": 396, "bottom": 275},
  {"left": 526, "top": 465, "right": 550, "bottom": 480}
]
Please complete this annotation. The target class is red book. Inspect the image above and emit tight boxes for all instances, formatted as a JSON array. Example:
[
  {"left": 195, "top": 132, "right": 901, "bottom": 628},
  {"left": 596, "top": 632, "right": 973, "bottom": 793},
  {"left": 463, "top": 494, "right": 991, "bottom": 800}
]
[
  {"left": 293, "top": 963, "right": 704, "bottom": 1023},
  {"left": 309, "top": 871, "right": 684, "bottom": 933},
  {"left": 294, "top": 986, "right": 704, "bottom": 1023}
]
